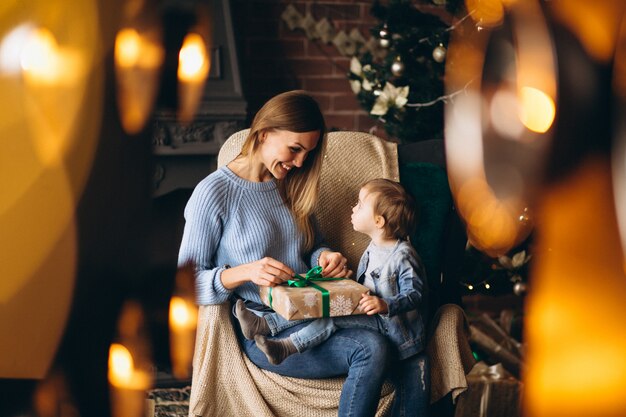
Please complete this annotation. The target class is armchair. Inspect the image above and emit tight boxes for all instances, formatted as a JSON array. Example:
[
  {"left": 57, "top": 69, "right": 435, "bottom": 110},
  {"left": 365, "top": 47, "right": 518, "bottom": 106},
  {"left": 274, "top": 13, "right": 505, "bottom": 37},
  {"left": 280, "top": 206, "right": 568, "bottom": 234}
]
[{"left": 187, "top": 130, "right": 474, "bottom": 417}]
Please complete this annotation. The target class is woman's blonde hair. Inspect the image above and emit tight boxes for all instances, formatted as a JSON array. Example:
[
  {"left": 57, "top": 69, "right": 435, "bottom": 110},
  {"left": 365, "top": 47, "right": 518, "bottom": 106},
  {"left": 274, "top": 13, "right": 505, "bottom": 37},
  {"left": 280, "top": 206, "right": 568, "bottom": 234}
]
[
  {"left": 363, "top": 178, "right": 417, "bottom": 240},
  {"left": 240, "top": 90, "right": 327, "bottom": 250}
]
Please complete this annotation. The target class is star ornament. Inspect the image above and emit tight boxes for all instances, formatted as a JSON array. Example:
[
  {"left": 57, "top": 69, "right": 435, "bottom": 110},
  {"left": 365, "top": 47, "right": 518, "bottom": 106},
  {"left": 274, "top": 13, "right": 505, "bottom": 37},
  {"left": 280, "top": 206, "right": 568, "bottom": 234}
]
[{"left": 370, "top": 83, "right": 409, "bottom": 116}]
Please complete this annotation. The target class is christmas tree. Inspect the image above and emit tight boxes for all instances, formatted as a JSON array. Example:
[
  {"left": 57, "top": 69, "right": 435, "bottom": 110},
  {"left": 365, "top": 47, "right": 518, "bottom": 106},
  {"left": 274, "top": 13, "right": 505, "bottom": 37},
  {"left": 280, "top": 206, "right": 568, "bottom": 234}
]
[
  {"left": 459, "top": 236, "right": 533, "bottom": 297},
  {"left": 348, "top": 0, "right": 464, "bottom": 143}
]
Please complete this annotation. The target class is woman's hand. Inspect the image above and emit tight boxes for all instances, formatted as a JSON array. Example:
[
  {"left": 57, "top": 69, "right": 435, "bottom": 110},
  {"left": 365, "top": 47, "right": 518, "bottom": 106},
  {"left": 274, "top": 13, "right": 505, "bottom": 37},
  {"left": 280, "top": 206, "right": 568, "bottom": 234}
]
[
  {"left": 318, "top": 250, "right": 352, "bottom": 278},
  {"left": 221, "top": 257, "right": 295, "bottom": 289},
  {"left": 359, "top": 294, "right": 388, "bottom": 315}
]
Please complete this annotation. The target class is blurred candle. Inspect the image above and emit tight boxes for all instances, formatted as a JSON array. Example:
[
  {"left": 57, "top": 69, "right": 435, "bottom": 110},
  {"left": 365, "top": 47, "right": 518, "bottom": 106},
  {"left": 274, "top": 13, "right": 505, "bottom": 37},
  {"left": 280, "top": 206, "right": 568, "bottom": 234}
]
[
  {"left": 169, "top": 296, "right": 197, "bottom": 379},
  {"left": 169, "top": 265, "right": 198, "bottom": 379},
  {"left": 177, "top": 32, "right": 210, "bottom": 123},
  {"left": 108, "top": 302, "right": 154, "bottom": 417},
  {"left": 108, "top": 343, "right": 151, "bottom": 390},
  {"left": 114, "top": 26, "right": 163, "bottom": 134}
]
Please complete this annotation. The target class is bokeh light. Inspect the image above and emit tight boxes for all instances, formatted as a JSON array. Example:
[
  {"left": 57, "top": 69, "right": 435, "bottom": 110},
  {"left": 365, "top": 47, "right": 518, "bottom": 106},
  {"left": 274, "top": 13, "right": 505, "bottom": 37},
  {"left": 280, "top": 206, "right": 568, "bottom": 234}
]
[
  {"left": 178, "top": 33, "right": 209, "bottom": 82},
  {"left": 519, "top": 86, "right": 555, "bottom": 133},
  {"left": 177, "top": 32, "right": 210, "bottom": 123},
  {"left": 465, "top": 0, "right": 505, "bottom": 28},
  {"left": 0, "top": 0, "right": 101, "bottom": 378},
  {"left": 445, "top": 0, "right": 555, "bottom": 257},
  {"left": 114, "top": 25, "right": 163, "bottom": 134}
]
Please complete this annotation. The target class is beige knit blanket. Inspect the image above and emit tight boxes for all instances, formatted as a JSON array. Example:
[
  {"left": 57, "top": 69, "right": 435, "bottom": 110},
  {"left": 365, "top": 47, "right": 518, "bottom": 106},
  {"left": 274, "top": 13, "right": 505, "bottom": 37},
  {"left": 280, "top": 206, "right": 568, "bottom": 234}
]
[
  {"left": 427, "top": 304, "right": 476, "bottom": 404},
  {"left": 189, "top": 130, "right": 472, "bottom": 416}
]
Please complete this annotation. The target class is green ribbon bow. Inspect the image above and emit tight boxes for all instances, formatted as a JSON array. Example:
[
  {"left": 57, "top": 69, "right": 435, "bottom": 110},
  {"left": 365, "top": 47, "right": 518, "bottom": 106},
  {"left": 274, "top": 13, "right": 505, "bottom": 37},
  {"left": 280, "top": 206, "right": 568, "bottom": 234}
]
[{"left": 269, "top": 266, "right": 345, "bottom": 318}]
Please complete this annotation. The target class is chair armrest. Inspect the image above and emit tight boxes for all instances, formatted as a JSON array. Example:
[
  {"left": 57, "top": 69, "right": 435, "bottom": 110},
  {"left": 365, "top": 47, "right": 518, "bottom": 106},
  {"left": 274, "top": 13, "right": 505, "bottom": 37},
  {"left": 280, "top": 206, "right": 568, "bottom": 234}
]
[{"left": 427, "top": 304, "right": 476, "bottom": 404}]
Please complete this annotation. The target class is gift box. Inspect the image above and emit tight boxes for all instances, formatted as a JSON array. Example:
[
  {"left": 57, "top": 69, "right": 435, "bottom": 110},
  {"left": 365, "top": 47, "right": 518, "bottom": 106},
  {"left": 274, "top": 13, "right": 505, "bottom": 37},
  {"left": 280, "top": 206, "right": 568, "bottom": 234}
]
[
  {"left": 259, "top": 267, "right": 370, "bottom": 321},
  {"left": 454, "top": 362, "right": 522, "bottom": 417},
  {"left": 469, "top": 313, "right": 524, "bottom": 378}
]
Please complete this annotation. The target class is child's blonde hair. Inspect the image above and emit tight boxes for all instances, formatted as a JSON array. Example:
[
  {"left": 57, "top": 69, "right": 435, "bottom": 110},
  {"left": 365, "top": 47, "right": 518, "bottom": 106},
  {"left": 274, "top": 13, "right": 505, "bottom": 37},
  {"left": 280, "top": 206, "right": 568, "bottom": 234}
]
[
  {"left": 362, "top": 178, "right": 417, "bottom": 240},
  {"left": 241, "top": 90, "right": 327, "bottom": 251}
]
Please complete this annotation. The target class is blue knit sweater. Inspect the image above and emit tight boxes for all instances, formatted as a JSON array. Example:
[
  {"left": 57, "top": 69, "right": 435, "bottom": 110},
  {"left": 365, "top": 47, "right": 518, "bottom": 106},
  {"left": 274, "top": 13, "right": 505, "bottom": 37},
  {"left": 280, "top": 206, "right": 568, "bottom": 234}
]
[{"left": 178, "top": 166, "right": 328, "bottom": 305}]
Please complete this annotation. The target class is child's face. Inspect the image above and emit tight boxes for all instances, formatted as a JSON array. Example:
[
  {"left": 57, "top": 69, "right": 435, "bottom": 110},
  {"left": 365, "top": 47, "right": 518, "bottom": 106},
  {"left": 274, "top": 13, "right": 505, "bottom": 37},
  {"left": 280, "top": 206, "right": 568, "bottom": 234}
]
[{"left": 351, "top": 187, "right": 379, "bottom": 237}]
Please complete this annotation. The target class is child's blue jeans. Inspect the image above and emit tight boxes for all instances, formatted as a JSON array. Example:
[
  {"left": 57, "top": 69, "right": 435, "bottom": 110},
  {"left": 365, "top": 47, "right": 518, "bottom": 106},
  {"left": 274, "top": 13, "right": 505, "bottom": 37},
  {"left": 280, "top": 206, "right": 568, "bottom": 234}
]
[{"left": 264, "top": 312, "right": 385, "bottom": 352}]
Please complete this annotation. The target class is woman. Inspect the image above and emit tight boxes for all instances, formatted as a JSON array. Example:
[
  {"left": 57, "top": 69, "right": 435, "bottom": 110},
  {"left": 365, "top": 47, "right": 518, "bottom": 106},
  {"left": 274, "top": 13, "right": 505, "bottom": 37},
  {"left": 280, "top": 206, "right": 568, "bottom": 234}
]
[{"left": 178, "top": 90, "right": 390, "bottom": 417}]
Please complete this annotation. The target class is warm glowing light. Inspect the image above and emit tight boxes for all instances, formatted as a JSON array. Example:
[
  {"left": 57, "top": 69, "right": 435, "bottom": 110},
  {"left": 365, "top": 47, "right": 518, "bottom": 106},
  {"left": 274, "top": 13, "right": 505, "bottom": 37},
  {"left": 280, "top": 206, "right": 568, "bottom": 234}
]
[
  {"left": 114, "top": 28, "right": 163, "bottom": 69},
  {"left": 0, "top": 0, "right": 99, "bottom": 380},
  {"left": 453, "top": 177, "right": 527, "bottom": 256},
  {"left": 549, "top": 0, "right": 623, "bottom": 63},
  {"left": 115, "top": 28, "right": 141, "bottom": 68},
  {"left": 484, "top": 283, "right": 490, "bottom": 289},
  {"left": 178, "top": 33, "right": 209, "bottom": 82},
  {"left": 20, "top": 28, "right": 60, "bottom": 83},
  {"left": 0, "top": 23, "right": 36, "bottom": 74},
  {"left": 109, "top": 343, "right": 134, "bottom": 386},
  {"left": 169, "top": 296, "right": 196, "bottom": 330},
  {"left": 525, "top": 160, "right": 626, "bottom": 416},
  {"left": 519, "top": 86, "right": 555, "bottom": 133},
  {"left": 465, "top": 0, "right": 504, "bottom": 28},
  {"left": 169, "top": 289, "right": 198, "bottom": 379},
  {"left": 108, "top": 344, "right": 150, "bottom": 417},
  {"left": 177, "top": 32, "right": 210, "bottom": 123},
  {"left": 108, "top": 343, "right": 151, "bottom": 390},
  {"left": 113, "top": 27, "right": 163, "bottom": 134}
]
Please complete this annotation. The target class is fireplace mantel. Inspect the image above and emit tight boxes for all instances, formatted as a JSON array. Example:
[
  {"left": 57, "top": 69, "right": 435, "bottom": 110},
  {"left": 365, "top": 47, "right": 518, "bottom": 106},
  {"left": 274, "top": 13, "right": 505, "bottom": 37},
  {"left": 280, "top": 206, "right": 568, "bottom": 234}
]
[{"left": 152, "top": 0, "right": 246, "bottom": 197}]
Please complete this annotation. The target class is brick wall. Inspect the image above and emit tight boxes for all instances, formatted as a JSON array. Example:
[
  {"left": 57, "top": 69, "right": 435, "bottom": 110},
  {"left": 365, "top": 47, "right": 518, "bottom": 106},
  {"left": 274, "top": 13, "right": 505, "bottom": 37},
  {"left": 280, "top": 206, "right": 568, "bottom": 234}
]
[{"left": 231, "top": 0, "right": 387, "bottom": 137}]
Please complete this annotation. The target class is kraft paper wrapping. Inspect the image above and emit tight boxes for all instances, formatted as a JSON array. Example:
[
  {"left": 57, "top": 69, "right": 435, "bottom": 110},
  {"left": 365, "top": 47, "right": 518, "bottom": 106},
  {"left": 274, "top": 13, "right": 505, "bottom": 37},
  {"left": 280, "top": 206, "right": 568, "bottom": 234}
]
[
  {"left": 454, "top": 362, "right": 522, "bottom": 417},
  {"left": 259, "top": 279, "right": 370, "bottom": 321}
]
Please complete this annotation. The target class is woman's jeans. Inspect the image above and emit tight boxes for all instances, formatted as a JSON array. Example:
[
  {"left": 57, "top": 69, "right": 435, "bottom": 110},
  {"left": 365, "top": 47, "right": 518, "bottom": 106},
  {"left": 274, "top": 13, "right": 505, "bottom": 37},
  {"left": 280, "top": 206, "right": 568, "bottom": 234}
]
[
  {"left": 389, "top": 352, "right": 430, "bottom": 417},
  {"left": 233, "top": 312, "right": 390, "bottom": 417},
  {"left": 262, "top": 312, "right": 430, "bottom": 417}
]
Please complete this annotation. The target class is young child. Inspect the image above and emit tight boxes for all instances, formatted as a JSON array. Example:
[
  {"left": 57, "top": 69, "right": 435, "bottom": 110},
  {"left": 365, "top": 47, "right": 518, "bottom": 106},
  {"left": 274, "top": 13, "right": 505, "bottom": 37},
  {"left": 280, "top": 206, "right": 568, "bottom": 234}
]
[{"left": 235, "top": 178, "right": 427, "bottom": 365}]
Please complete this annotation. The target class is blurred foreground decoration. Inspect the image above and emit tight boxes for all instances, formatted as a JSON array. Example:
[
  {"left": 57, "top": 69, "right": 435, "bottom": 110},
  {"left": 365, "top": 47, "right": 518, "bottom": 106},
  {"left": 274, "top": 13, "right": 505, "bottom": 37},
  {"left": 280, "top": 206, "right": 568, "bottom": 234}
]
[
  {"left": 0, "top": 0, "right": 210, "bottom": 415},
  {"left": 612, "top": 5, "right": 626, "bottom": 270},
  {"left": 446, "top": 0, "right": 626, "bottom": 416},
  {"left": 445, "top": 0, "right": 554, "bottom": 257},
  {"left": 0, "top": 0, "right": 101, "bottom": 379},
  {"left": 524, "top": 2, "right": 626, "bottom": 417}
]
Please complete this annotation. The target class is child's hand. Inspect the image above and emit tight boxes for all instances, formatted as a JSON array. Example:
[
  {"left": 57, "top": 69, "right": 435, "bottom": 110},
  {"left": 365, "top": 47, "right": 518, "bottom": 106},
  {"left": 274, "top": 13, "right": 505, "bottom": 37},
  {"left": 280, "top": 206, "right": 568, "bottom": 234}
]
[{"left": 359, "top": 294, "right": 388, "bottom": 315}]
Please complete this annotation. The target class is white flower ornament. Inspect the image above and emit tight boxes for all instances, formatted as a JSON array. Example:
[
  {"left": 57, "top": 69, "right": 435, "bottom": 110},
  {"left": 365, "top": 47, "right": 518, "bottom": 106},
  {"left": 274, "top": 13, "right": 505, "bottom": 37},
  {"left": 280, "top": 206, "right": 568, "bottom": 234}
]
[
  {"left": 371, "top": 83, "right": 409, "bottom": 116},
  {"left": 350, "top": 56, "right": 362, "bottom": 76}
]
